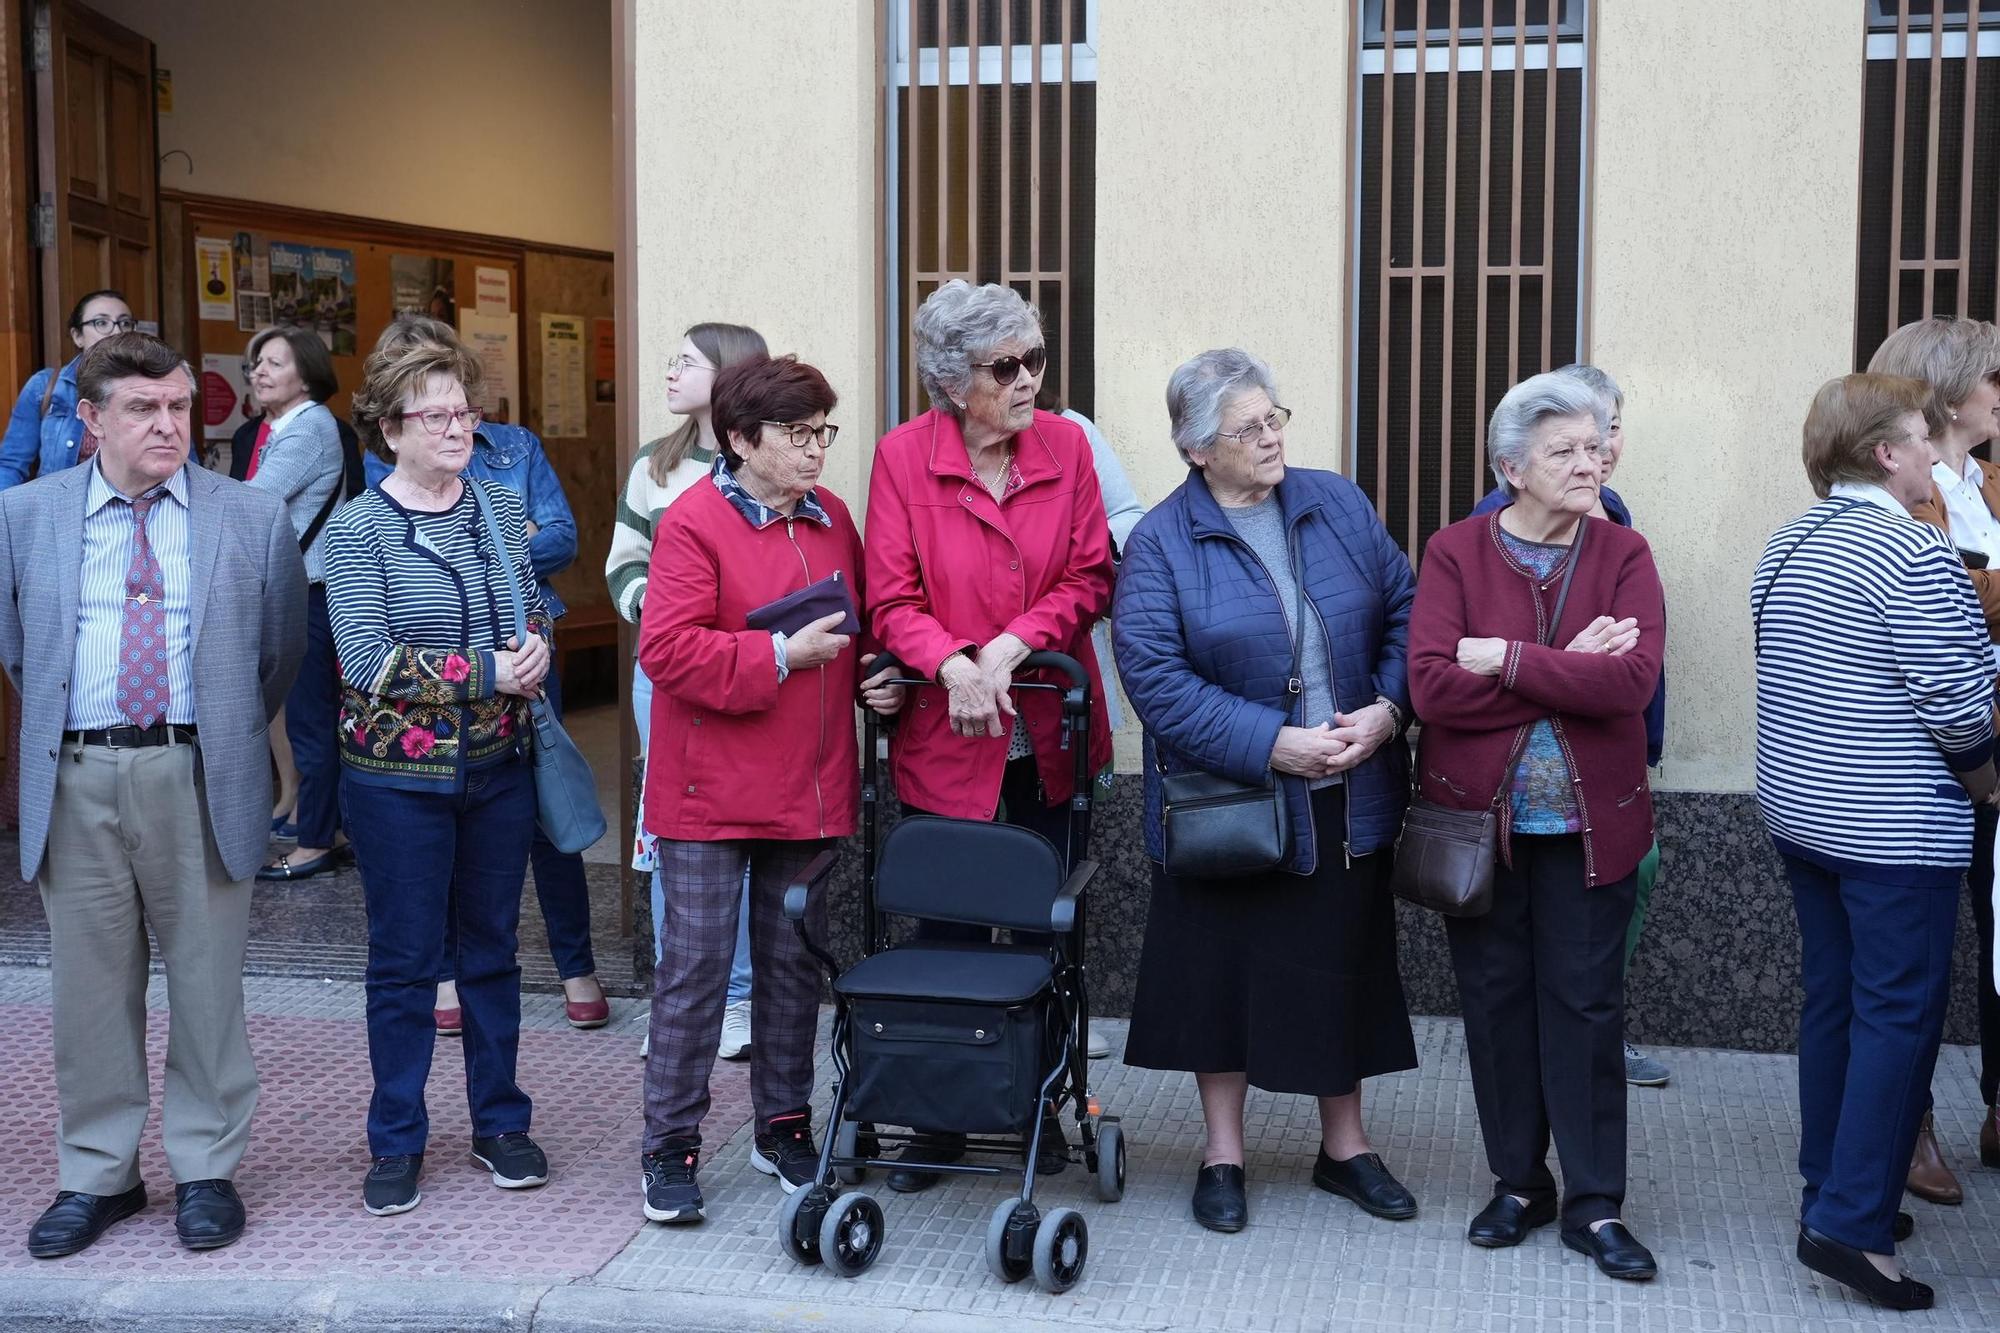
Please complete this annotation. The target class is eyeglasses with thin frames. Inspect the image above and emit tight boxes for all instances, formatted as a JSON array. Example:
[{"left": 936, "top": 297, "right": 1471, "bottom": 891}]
[
  {"left": 1216, "top": 406, "right": 1293, "bottom": 446},
  {"left": 761, "top": 420, "right": 839, "bottom": 450},
  {"left": 395, "top": 406, "right": 485, "bottom": 436},
  {"left": 970, "top": 346, "right": 1047, "bottom": 386},
  {"left": 667, "top": 354, "right": 715, "bottom": 375}
]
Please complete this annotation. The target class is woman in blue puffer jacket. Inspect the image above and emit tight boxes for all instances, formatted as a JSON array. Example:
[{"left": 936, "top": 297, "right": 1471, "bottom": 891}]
[{"left": 1112, "top": 347, "right": 1419, "bottom": 1236}]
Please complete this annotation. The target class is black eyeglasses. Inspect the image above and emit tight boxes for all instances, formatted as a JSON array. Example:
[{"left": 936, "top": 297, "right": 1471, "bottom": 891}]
[
  {"left": 971, "top": 345, "right": 1047, "bottom": 386},
  {"left": 80, "top": 315, "right": 137, "bottom": 335},
  {"left": 762, "top": 420, "right": 839, "bottom": 449}
]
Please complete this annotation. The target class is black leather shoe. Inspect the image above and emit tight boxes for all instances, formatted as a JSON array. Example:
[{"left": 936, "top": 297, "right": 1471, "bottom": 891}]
[
  {"left": 1894, "top": 1211, "right": 1914, "bottom": 1243},
  {"left": 1035, "top": 1113, "right": 1069, "bottom": 1177},
  {"left": 1561, "top": 1220, "right": 1658, "bottom": 1281},
  {"left": 1798, "top": 1225, "right": 1933, "bottom": 1310},
  {"left": 27, "top": 1183, "right": 147, "bottom": 1258},
  {"left": 1467, "top": 1192, "right": 1558, "bottom": 1248},
  {"left": 1191, "top": 1163, "right": 1247, "bottom": 1233},
  {"left": 1311, "top": 1150, "right": 1417, "bottom": 1220},
  {"left": 886, "top": 1136, "right": 966, "bottom": 1194},
  {"left": 174, "top": 1179, "right": 245, "bottom": 1250}
]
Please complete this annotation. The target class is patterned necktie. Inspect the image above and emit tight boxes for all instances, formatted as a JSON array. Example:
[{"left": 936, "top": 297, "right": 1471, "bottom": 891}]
[{"left": 115, "top": 490, "right": 169, "bottom": 729}]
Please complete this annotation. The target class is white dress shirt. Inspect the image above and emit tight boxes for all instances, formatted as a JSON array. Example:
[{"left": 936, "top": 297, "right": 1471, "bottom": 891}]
[{"left": 1932, "top": 456, "right": 2000, "bottom": 563}]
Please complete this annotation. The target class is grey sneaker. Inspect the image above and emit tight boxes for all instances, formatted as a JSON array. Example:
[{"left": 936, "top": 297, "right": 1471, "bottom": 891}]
[
  {"left": 1086, "top": 1023, "right": 1111, "bottom": 1060},
  {"left": 718, "top": 1000, "right": 752, "bottom": 1061},
  {"left": 1623, "top": 1043, "right": 1671, "bottom": 1087}
]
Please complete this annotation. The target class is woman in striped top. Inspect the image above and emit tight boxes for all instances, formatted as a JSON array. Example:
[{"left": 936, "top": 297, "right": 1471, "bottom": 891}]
[
  {"left": 324, "top": 331, "right": 555, "bottom": 1219},
  {"left": 1752, "top": 372, "right": 1997, "bottom": 1312}
]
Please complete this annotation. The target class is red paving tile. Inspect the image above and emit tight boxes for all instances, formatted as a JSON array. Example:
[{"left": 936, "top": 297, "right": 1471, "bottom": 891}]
[{"left": 0, "top": 1004, "right": 751, "bottom": 1280}]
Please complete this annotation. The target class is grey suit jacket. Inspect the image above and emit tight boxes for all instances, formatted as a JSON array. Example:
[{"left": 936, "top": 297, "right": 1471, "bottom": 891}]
[{"left": 0, "top": 462, "right": 308, "bottom": 882}]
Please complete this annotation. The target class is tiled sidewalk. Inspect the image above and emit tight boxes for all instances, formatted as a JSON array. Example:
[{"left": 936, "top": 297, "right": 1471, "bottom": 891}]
[{"left": 0, "top": 963, "right": 1995, "bottom": 1331}]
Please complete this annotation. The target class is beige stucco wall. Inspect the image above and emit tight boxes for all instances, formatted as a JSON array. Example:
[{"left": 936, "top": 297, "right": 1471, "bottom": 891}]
[
  {"left": 1591, "top": 0, "right": 1862, "bottom": 792},
  {"left": 631, "top": 1, "right": 879, "bottom": 504}
]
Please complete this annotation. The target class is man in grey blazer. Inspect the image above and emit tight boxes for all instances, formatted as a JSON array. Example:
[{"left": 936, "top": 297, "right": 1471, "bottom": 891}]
[{"left": 0, "top": 333, "right": 306, "bottom": 1257}]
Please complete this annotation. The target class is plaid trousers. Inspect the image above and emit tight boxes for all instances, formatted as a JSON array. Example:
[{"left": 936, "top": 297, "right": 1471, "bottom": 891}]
[{"left": 643, "top": 836, "right": 829, "bottom": 1149}]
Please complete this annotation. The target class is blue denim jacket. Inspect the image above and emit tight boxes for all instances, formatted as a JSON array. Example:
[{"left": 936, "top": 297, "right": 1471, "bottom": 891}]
[
  {"left": 363, "top": 421, "right": 578, "bottom": 617},
  {"left": 0, "top": 356, "right": 88, "bottom": 491}
]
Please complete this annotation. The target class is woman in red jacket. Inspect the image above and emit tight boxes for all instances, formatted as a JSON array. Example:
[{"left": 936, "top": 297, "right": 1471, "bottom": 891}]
[
  {"left": 1409, "top": 371, "right": 1666, "bottom": 1283},
  {"left": 864, "top": 280, "right": 1115, "bottom": 1190},
  {"left": 636, "top": 355, "right": 902, "bottom": 1226}
]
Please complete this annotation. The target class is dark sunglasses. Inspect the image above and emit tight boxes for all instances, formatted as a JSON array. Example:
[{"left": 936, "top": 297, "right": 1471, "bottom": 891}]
[{"left": 971, "top": 345, "right": 1047, "bottom": 386}]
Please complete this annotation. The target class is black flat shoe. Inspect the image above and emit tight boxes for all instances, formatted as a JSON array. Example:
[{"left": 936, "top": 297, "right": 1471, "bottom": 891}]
[
  {"left": 1192, "top": 1163, "right": 1247, "bottom": 1233},
  {"left": 174, "top": 1179, "right": 244, "bottom": 1250},
  {"left": 1561, "top": 1220, "right": 1658, "bottom": 1281},
  {"left": 1894, "top": 1211, "right": 1914, "bottom": 1243},
  {"left": 886, "top": 1136, "right": 966, "bottom": 1194},
  {"left": 1312, "top": 1150, "right": 1417, "bottom": 1220},
  {"left": 1798, "top": 1225, "right": 1932, "bottom": 1310},
  {"left": 256, "top": 850, "right": 339, "bottom": 882},
  {"left": 27, "top": 1183, "right": 147, "bottom": 1258},
  {"left": 1467, "top": 1193, "right": 1558, "bottom": 1248}
]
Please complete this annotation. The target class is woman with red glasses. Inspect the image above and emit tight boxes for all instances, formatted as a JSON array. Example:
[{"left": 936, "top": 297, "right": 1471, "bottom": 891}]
[{"left": 864, "top": 279, "right": 1116, "bottom": 1191}]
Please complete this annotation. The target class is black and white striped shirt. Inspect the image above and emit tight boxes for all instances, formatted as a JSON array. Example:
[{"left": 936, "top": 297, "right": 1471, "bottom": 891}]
[{"left": 1752, "top": 484, "right": 1996, "bottom": 884}]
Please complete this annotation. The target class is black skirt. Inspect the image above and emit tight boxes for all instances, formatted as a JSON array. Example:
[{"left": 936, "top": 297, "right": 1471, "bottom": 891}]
[{"left": 1124, "top": 785, "right": 1419, "bottom": 1097}]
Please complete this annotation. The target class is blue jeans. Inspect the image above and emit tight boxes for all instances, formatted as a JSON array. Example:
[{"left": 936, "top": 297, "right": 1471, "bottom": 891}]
[
  {"left": 346, "top": 757, "right": 537, "bottom": 1157},
  {"left": 442, "top": 661, "right": 596, "bottom": 982},
  {"left": 284, "top": 584, "right": 341, "bottom": 848},
  {"left": 1783, "top": 852, "right": 1957, "bottom": 1254},
  {"left": 637, "top": 668, "right": 750, "bottom": 1004}
]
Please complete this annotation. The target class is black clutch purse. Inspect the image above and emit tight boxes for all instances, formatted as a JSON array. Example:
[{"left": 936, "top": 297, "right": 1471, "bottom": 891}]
[{"left": 745, "top": 570, "right": 862, "bottom": 637}]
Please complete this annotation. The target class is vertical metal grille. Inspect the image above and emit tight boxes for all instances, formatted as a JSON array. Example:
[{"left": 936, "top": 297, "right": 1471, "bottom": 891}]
[
  {"left": 1855, "top": 0, "right": 2000, "bottom": 368},
  {"left": 1350, "top": 1, "right": 1591, "bottom": 560},
  {"left": 885, "top": 0, "right": 1096, "bottom": 425}
]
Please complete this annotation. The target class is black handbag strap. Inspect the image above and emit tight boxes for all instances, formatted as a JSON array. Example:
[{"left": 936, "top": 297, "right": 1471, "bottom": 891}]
[
  {"left": 298, "top": 482, "right": 341, "bottom": 554},
  {"left": 1541, "top": 516, "right": 1585, "bottom": 649},
  {"left": 1750, "top": 498, "right": 1866, "bottom": 652}
]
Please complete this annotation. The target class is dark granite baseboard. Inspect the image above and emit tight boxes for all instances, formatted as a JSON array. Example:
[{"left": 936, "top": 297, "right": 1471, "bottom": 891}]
[{"left": 629, "top": 778, "right": 1993, "bottom": 1055}]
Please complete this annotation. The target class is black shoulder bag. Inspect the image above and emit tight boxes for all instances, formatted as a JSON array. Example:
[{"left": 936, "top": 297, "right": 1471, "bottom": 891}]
[
  {"left": 1391, "top": 520, "right": 1586, "bottom": 917},
  {"left": 1158, "top": 528, "right": 1305, "bottom": 880}
]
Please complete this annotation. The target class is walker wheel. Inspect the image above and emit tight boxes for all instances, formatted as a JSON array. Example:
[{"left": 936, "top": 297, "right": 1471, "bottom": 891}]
[
  {"left": 777, "top": 1184, "right": 831, "bottom": 1266},
  {"left": 833, "top": 1119, "right": 866, "bottom": 1186},
  {"left": 985, "top": 1196, "right": 1037, "bottom": 1283},
  {"left": 1093, "top": 1119, "right": 1126, "bottom": 1202},
  {"left": 1032, "top": 1206, "right": 1089, "bottom": 1293},
  {"left": 818, "top": 1190, "right": 885, "bottom": 1278}
]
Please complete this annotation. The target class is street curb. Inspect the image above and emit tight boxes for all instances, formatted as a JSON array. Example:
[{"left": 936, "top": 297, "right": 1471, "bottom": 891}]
[{"left": 0, "top": 1278, "right": 1158, "bottom": 1332}]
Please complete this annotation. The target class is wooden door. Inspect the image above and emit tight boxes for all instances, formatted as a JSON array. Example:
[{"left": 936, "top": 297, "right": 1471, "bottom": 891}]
[{"left": 32, "top": 0, "right": 157, "bottom": 368}]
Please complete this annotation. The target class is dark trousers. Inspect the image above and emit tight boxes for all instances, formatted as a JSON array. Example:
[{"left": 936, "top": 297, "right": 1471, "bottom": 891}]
[
  {"left": 345, "top": 757, "right": 537, "bottom": 1157},
  {"left": 642, "top": 837, "right": 828, "bottom": 1149},
  {"left": 441, "top": 661, "right": 597, "bottom": 983},
  {"left": 1969, "top": 804, "right": 1999, "bottom": 1106},
  {"left": 284, "top": 584, "right": 341, "bottom": 848},
  {"left": 1445, "top": 834, "right": 1637, "bottom": 1229},
  {"left": 905, "top": 755, "right": 1067, "bottom": 950},
  {"left": 1784, "top": 853, "right": 1957, "bottom": 1254}
]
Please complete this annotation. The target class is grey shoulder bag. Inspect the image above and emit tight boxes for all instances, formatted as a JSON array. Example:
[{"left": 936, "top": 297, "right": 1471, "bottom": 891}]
[
  {"left": 1158, "top": 527, "right": 1305, "bottom": 880},
  {"left": 1391, "top": 519, "right": 1585, "bottom": 917},
  {"left": 471, "top": 480, "right": 608, "bottom": 854}
]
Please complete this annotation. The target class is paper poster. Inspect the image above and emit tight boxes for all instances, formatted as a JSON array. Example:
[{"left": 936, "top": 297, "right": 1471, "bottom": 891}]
[
  {"left": 592, "top": 318, "right": 616, "bottom": 403},
  {"left": 391, "top": 255, "right": 456, "bottom": 323},
  {"left": 199, "top": 353, "right": 251, "bottom": 442},
  {"left": 269, "top": 243, "right": 357, "bottom": 354},
  {"left": 236, "top": 291, "right": 272, "bottom": 332},
  {"left": 475, "top": 266, "right": 511, "bottom": 315},
  {"left": 540, "top": 314, "right": 587, "bottom": 439},
  {"left": 459, "top": 311, "right": 519, "bottom": 425},
  {"left": 195, "top": 237, "right": 234, "bottom": 321},
  {"left": 232, "top": 231, "right": 270, "bottom": 292}
]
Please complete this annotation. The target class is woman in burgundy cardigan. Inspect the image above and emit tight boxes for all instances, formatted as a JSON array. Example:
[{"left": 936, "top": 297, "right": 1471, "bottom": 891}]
[{"left": 1408, "top": 372, "right": 1666, "bottom": 1283}]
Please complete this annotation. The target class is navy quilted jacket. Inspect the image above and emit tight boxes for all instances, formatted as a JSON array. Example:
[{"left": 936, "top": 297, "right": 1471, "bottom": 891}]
[{"left": 1112, "top": 466, "right": 1417, "bottom": 872}]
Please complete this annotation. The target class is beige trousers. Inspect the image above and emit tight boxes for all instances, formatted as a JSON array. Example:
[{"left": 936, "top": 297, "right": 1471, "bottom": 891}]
[{"left": 37, "top": 740, "right": 256, "bottom": 1194}]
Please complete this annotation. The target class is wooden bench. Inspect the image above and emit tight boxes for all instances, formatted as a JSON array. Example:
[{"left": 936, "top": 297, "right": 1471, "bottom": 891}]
[{"left": 556, "top": 604, "right": 622, "bottom": 685}]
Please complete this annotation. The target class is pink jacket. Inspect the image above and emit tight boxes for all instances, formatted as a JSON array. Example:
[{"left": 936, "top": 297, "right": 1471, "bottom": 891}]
[{"left": 864, "top": 408, "right": 1115, "bottom": 818}]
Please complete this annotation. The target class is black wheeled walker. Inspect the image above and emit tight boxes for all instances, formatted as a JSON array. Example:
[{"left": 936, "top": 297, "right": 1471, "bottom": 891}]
[{"left": 775, "top": 650, "right": 1126, "bottom": 1291}]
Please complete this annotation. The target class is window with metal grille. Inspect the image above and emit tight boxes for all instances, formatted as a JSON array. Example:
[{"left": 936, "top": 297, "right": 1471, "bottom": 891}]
[
  {"left": 1348, "top": 0, "right": 1593, "bottom": 560},
  {"left": 1854, "top": 1, "right": 2000, "bottom": 368},
  {"left": 884, "top": 1, "right": 1096, "bottom": 426}
]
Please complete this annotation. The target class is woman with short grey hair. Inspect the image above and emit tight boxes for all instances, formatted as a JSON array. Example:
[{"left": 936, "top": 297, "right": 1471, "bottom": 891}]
[
  {"left": 1409, "top": 371, "right": 1666, "bottom": 1282},
  {"left": 1114, "top": 347, "right": 1420, "bottom": 1234},
  {"left": 865, "top": 280, "right": 1116, "bottom": 1191}
]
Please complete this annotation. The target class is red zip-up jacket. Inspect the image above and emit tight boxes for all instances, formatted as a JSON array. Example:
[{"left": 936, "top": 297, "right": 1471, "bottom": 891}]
[
  {"left": 639, "top": 477, "right": 866, "bottom": 842},
  {"left": 865, "top": 408, "right": 1114, "bottom": 819},
  {"left": 1408, "top": 510, "right": 1666, "bottom": 886}
]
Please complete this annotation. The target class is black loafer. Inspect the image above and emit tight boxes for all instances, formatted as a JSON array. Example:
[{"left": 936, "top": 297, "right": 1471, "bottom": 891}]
[
  {"left": 174, "top": 1179, "right": 245, "bottom": 1250},
  {"left": 1035, "top": 1113, "right": 1069, "bottom": 1177},
  {"left": 27, "top": 1183, "right": 147, "bottom": 1258},
  {"left": 1561, "top": 1220, "right": 1658, "bottom": 1281},
  {"left": 1311, "top": 1150, "right": 1417, "bottom": 1220},
  {"left": 886, "top": 1136, "right": 966, "bottom": 1194},
  {"left": 1467, "top": 1192, "right": 1558, "bottom": 1247},
  {"left": 1894, "top": 1211, "right": 1914, "bottom": 1243},
  {"left": 1797, "top": 1225, "right": 1933, "bottom": 1310},
  {"left": 1192, "top": 1162, "right": 1248, "bottom": 1233},
  {"left": 256, "top": 850, "right": 339, "bottom": 882}
]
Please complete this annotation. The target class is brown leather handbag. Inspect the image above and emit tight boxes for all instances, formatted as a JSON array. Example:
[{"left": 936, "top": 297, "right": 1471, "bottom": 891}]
[{"left": 1391, "top": 520, "right": 1585, "bottom": 917}]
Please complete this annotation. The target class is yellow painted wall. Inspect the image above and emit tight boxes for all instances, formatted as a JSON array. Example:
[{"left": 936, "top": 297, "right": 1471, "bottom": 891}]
[
  {"left": 1590, "top": 0, "right": 1863, "bottom": 792},
  {"left": 632, "top": 1, "right": 880, "bottom": 507}
]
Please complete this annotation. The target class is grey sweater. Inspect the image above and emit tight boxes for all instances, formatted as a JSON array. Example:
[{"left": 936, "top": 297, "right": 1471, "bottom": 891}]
[{"left": 1222, "top": 495, "right": 1342, "bottom": 787}]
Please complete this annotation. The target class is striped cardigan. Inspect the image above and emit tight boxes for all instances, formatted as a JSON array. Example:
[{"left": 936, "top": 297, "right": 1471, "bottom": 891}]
[
  {"left": 1752, "top": 485, "right": 1996, "bottom": 884},
  {"left": 324, "top": 479, "right": 552, "bottom": 790},
  {"left": 604, "top": 438, "right": 713, "bottom": 625}
]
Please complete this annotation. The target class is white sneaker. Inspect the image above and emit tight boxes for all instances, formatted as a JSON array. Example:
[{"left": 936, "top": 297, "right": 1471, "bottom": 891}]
[
  {"left": 719, "top": 1000, "right": 752, "bottom": 1061},
  {"left": 1086, "top": 1023, "right": 1111, "bottom": 1060},
  {"left": 638, "top": 1029, "right": 650, "bottom": 1060}
]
